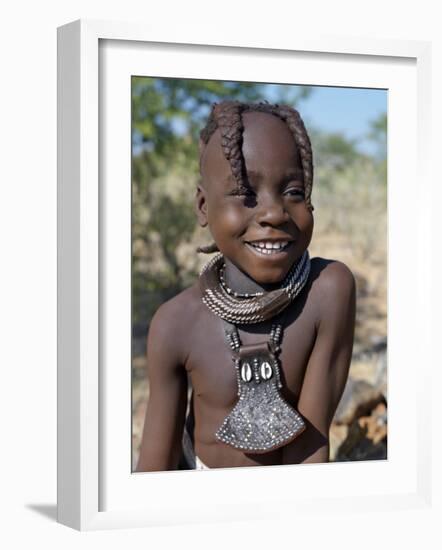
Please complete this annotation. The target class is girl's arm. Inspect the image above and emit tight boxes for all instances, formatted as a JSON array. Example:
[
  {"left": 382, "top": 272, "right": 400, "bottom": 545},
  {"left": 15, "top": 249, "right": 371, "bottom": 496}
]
[
  {"left": 282, "top": 261, "right": 356, "bottom": 464},
  {"left": 135, "top": 300, "right": 189, "bottom": 472}
]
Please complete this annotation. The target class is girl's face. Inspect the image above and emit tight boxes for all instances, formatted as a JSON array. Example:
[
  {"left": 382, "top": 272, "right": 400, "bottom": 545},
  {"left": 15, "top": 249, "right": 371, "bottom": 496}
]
[{"left": 196, "top": 111, "right": 314, "bottom": 285}]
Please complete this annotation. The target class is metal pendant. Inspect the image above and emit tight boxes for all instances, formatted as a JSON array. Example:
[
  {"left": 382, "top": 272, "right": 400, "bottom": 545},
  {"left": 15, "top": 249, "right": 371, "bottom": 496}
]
[{"left": 215, "top": 341, "right": 305, "bottom": 453}]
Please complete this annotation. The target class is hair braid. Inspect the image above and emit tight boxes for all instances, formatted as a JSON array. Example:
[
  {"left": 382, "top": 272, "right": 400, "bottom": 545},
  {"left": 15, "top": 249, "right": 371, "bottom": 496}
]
[
  {"left": 197, "top": 100, "right": 314, "bottom": 254},
  {"left": 201, "top": 101, "right": 248, "bottom": 189},
  {"left": 271, "top": 104, "right": 314, "bottom": 210}
]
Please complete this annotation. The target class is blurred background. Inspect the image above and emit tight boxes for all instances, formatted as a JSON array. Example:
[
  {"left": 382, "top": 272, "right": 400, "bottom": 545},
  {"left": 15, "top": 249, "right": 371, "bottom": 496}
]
[{"left": 131, "top": 78, "right": 387, "bottom": 469}]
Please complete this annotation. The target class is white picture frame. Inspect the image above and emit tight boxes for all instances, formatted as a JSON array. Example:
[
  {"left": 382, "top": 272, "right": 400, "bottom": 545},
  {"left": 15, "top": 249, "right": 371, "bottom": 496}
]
[{"left": 57, "top": 19, "right": 433, "bottom": 531}]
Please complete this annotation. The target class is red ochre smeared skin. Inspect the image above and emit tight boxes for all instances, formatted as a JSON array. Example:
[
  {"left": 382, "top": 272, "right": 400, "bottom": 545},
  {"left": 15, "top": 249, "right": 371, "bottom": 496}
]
[{"left": 136, "top": 112, "right": 356, "bottom": 471}]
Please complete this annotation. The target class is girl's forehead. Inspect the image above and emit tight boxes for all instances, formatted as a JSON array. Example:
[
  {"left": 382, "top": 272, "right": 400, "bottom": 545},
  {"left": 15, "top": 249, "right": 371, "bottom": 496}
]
[
  {"left": 201, "top": 111, "right": 301, "bottom": 184},
  {"left": 241, "top": 111, "right": 298, "bottom": 158}
]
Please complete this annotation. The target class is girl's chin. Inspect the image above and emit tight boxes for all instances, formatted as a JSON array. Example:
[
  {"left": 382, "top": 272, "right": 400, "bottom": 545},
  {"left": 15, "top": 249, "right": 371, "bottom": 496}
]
[{"left": 248, "top": 268, "right": 291, "bottom": 287}]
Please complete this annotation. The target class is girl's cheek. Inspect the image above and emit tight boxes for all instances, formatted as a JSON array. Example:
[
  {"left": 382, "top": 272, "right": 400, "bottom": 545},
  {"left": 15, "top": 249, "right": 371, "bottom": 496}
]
[
  {"left": 296, "top": 206, "right": 313, "bottom": 230},
  {"left": 214, "top": 200, "right": 245, "bottom": 218},
  {"left": 221, "top": 208, "right": 247, "bottom": 230}
]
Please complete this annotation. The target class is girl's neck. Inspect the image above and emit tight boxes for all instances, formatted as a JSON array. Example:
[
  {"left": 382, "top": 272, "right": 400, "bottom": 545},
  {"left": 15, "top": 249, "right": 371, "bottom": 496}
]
[{"left": 223, "top": 258, "right": 280, "bottom": 294}]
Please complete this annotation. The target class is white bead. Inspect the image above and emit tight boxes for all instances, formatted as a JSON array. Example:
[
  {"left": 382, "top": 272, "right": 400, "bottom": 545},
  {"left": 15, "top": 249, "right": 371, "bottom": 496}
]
[{"left": 241, "top": 362, "right": 252, "bottom": 382}]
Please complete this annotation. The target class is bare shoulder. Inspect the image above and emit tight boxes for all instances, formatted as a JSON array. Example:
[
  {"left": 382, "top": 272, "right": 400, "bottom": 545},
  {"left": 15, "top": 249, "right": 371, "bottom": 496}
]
[
  {"left": 310, "top": 257, "right": 355, "bottom": 294},
  {"left": 309, "top": 257, "right": 356, "bottom": 323},
  {"left": 151, "top": 283, "right": 202, "bottom": 325}
]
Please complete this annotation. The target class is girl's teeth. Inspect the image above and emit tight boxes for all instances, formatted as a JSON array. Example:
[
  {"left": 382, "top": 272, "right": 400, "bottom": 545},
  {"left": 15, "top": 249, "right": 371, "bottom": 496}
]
[{"left": 249, "top": 241, "right": 289, "bottom": 254}]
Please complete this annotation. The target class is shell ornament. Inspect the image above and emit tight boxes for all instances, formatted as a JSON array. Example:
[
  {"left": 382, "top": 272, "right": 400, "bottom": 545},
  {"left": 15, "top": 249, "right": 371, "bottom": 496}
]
[{"left": 215, "top": 340, "right": 305, "bottom": 453}]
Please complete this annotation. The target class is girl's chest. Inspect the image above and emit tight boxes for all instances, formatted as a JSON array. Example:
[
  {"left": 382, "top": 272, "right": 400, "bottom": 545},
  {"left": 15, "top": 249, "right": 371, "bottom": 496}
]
[{"left": 185, "top": 306, "right": 317, "bottom": 408}]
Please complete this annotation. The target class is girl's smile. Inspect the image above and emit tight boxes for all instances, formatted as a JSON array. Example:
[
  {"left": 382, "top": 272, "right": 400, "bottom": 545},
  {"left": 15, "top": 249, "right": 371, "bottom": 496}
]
[{"left": 244, "top": 239, "right": 294, "bottom": 257}]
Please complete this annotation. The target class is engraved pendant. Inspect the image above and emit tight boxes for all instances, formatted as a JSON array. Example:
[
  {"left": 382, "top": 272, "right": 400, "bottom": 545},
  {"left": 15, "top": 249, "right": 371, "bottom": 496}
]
[{"left": 215, "top": 342, "right": 305, "bottom": 453}]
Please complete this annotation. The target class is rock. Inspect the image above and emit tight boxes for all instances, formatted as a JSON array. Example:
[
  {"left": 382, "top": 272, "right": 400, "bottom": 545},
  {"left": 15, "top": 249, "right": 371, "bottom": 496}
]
[
  {"left": 334, "top": 378, "right": 385, "bottom": 425},
  {"left": 335, "top": 402, "right": 387, "bottom": 461},
  {"left": 358, "top": 402, "right": 387, "bottom": 445}
]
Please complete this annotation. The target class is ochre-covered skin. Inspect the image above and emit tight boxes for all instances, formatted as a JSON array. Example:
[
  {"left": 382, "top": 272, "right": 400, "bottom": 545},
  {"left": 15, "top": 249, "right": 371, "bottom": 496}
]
[{"left": 136, "top": 111, "right": 356, "bottom": 470}]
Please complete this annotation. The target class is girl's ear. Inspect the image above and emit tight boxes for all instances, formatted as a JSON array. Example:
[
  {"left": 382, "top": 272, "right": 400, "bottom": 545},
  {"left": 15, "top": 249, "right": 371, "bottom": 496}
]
[{"left": 195, "top": 184, "right": 208, "bottom": 227}]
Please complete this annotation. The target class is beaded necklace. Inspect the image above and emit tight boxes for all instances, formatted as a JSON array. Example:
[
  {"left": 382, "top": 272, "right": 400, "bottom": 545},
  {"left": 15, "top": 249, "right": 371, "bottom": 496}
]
[
  {"left": 199, "top": 252, "right": 310, "bottom": 453},
  {"left": 199, "top": 250, "right": 310, "bottom": 324}
]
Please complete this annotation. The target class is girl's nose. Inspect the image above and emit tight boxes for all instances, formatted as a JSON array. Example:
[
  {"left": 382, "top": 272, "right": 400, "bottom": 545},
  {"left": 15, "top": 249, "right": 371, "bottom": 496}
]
[{"left": 255, "top": 194, "right": 290, "bottom": 227}]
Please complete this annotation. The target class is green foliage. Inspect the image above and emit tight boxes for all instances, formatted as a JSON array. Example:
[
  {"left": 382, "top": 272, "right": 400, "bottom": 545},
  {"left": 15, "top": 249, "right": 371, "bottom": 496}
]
[
  {"left": 367, "top": 112, "right": 387, "bottom": 160},
  {"left": 310, "top": 129, "right": 361, "bottom": 173},
  {"left": 366, "top": 112, "right": 387, "bottom": 183}
]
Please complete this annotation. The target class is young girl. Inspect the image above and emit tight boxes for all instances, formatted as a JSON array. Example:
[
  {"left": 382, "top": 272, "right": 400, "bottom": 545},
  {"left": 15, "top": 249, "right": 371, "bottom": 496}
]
[{"left": 136, "top": 100, "right": 356, "bottom": 471}]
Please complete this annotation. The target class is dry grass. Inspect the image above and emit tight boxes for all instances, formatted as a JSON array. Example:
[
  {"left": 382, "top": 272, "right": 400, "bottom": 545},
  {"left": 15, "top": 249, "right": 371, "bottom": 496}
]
[{"left": 311, "top": 158, "right": 387, "bottom": 352}]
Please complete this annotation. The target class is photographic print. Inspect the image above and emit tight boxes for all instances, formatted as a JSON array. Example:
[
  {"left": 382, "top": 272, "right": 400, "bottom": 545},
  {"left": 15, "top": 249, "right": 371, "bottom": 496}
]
[{"left": 131, "top": 77, "right": 387, "bottom": 472}]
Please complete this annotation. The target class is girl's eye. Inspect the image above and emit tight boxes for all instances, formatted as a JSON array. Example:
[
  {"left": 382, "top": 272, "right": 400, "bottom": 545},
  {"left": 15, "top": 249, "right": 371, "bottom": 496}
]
[{"left": 284, "top": 188, "right": 305, "bottom": 199}]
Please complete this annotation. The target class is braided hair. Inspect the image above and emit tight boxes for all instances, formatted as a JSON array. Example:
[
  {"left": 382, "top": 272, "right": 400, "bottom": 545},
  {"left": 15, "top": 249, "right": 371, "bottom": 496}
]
[{"left": 197, "top": 100, "right": 313, "bottom": 254}]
